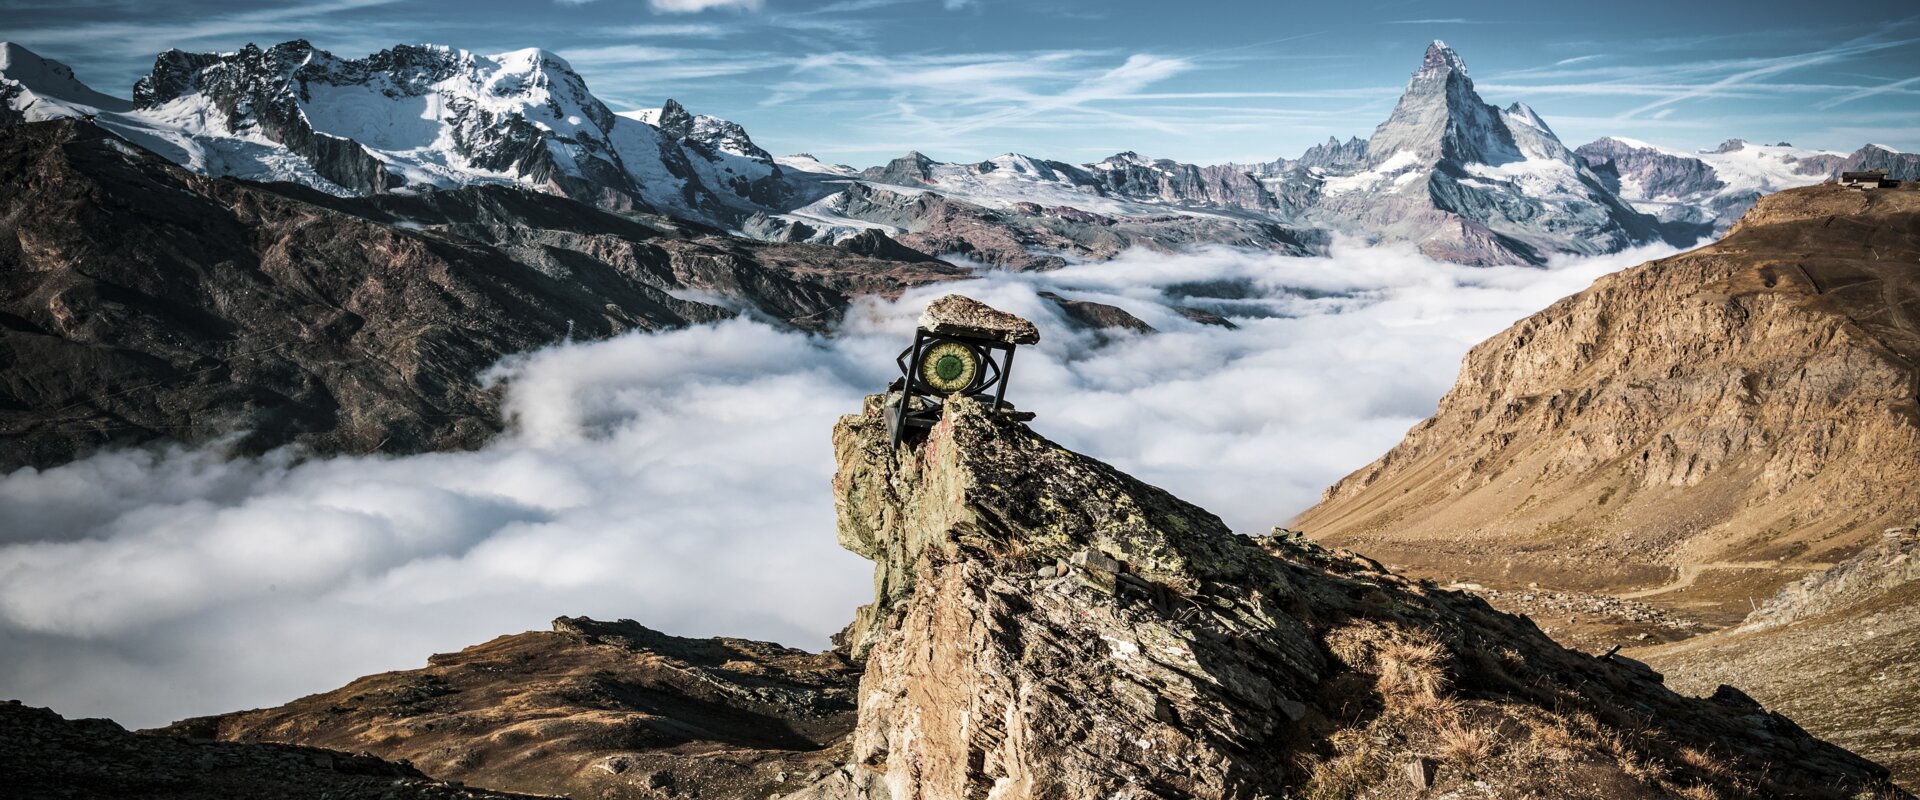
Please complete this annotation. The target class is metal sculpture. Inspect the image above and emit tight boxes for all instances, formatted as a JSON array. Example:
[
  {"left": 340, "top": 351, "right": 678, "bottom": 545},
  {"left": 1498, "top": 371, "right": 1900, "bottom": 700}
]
[{"left": 888, "top": 295, "right": 1039, "bottom": 445}]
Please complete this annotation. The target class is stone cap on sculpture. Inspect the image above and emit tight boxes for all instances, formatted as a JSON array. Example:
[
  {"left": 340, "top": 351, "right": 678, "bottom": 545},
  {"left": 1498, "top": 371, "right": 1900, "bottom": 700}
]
[{"left": 917, "top": 294, "right": 1040, "bottom": 345}]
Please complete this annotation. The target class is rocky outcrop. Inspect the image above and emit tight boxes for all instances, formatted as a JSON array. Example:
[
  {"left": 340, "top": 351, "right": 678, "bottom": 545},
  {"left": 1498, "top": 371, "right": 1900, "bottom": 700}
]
[
  {"left": 1576, "top": 137, "right": 1725, "bottom": 199},
  {"left": 1089, "top": 151, "right": 1280, "bottom": 211},
  {"left": 859, "top": 151, "right": 937, "bottom": 186},
  {"left": 1, "top": 701, "right": 539, "bottom": 799},
  {"left": 836, "top": 228, "right": 942, "bottom": 264},
  {"left": 825, "top": 392, "right": 1902, "bottom": 798},
  {"left": 1037, "top": 291, "right": 1156, "bottom": 334},
  {"left": 0, "top": 119, "right": 961, "bottom": 469},
  {"left": 154, "top": 617, "right": 859, "bottom": 800},
  {"left": 153, "top": 617, "right": 860, "bottom": 798},
  {"left": 1298, "top": 184, "right": 1920, "bottom": 612}
]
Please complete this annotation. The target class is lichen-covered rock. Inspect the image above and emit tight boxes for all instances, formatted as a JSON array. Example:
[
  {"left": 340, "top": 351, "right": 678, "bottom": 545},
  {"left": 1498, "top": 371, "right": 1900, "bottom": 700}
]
[
  {"left": 830, "top": 395, "right": 1905, "bottom": 798},
  {"left": 918, "top": 294, "right": 1041, "bottom": 345}
]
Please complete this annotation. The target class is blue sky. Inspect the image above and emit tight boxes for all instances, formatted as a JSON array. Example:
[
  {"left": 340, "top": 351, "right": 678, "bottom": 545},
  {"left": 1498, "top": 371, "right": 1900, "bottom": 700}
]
[{"left": 3, "top": 0, "right": 1917, "bottom": 166}]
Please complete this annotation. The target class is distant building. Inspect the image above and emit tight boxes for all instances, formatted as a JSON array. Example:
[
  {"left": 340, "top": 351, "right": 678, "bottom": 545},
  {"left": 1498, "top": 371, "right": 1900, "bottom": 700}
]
[{"left": 1838, "top": 169, "right": 1900, "bottom": 189}]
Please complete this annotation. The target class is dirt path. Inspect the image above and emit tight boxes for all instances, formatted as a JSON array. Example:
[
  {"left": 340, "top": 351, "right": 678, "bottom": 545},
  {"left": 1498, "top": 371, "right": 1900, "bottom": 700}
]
[{"left": 1616, "top": 560, "right": 1832, "bottom": 600}]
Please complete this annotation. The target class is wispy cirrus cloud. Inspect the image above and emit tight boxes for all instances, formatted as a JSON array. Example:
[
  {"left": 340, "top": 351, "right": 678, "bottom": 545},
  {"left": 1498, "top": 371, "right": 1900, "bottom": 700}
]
[
  {"left": 1618, "top": 36, "right": 1920, "bottom": 119},
  {"left": 1817, "top": 73, "right": 1920, "bottom": 109},
  {"left": 649, "top": 0, "right": 763, "bottom": 12}
]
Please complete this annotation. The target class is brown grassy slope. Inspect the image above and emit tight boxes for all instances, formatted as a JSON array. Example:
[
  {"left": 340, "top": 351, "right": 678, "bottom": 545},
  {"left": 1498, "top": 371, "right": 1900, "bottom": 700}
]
[
  {"left": 1294, "top": 183, "right": 1920, "bottom": 620},
  {"left": 1640, "top": 528, "right": 1920, "bottom": 790}
]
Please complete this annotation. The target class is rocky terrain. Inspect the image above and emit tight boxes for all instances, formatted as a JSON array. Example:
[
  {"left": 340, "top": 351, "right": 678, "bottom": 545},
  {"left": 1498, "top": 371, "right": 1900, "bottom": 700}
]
[
  {"left": 0, "top": 118, "right": 960, "bottom": 470},
  {"left": 821, "top": 392, "right": 1899, "bottom": 798},
  {"left": 1295, "top": 183, "right": 1920, "bottom": 787},
  {"left": 1644, "top": 524, "right": 1920, "bottom": 785},
  {"left": 155, "top": 617, "right": 860, "bottom": 800},
  {"left": 0, "top": 700, "right": 541, "bottom": 799}
]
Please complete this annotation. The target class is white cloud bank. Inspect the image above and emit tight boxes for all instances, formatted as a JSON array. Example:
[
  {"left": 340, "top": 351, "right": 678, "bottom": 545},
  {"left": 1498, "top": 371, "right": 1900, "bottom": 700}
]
[{"left": 0, "top": 241, "right": 1675, "bottom": 728}]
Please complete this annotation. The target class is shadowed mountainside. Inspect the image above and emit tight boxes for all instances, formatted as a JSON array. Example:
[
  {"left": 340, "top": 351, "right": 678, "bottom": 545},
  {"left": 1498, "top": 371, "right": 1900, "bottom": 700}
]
[{"left": 0, "top": 119, "right": 962, "bottom": 470}]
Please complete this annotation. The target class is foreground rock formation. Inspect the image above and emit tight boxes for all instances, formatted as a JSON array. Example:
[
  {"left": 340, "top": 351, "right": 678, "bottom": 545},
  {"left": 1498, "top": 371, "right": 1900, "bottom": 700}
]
[
  {"left": 155, "top": 617, "right": 859, "bottom": 799},
  {"left": 0, "top": 700, "right": 538, "bottom": 799},
  {"left": 828, "top": 394, "right": 1901, "bottom": 798},
  {"left": 0, "top": 118, "right": 960, "bottom": 470}
]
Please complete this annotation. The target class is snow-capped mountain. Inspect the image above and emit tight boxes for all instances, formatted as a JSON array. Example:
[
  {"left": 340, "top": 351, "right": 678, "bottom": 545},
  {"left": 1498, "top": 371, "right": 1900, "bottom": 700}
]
[
  {"left": 1, "top": 40, "right": 784, "bottom": 224},
  {"left": 0, "top": 41, "right": 132, "bottom": 122},
  {"left": 9, "top": 37, "right": 1918, "bottom": 268},
  {"left": 1574, "top": 137, "right": 1845, "bottom": 234},
  {"left": 777, "top": 42, "right": 1668, "bottom": 265},
  {"left": 1291, "top": 41, "right": 1661, "bottom": 264}
]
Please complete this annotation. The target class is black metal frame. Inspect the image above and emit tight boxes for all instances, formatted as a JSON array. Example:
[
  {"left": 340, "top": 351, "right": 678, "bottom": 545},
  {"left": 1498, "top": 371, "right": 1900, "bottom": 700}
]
[{"left": 888, "top": 328, "right": 1018, "bottom": 445}]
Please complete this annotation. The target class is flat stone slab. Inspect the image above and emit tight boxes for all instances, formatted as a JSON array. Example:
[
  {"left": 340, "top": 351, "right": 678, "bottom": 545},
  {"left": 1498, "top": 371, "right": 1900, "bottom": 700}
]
[{"left": 919, "top": 294, "right": 1040, "bottom": 345}]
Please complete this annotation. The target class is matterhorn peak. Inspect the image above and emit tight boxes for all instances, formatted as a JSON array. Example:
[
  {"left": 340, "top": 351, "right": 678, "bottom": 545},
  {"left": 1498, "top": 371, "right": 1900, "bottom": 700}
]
[{"left": 1419, "top": 39, "right": 1469, "bottom": 77}]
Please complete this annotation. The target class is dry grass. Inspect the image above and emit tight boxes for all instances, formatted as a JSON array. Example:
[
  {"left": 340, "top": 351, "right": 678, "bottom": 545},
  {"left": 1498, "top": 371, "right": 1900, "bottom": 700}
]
[
  {"left": 1676, "top": 784, "right": 1722, "bottom": 800},
  {"left": 1299, "top": 728, "right": 1392, "bottom": 800},
  {"left": 1435, "top": 718, "right": 1498, "bottom": 774},
  {"left": 1377, "top": 636, "right": 1450, "bottom": 703},
  {"left": 1324, "top": 621, "right": 1454, "bottom": 715}
]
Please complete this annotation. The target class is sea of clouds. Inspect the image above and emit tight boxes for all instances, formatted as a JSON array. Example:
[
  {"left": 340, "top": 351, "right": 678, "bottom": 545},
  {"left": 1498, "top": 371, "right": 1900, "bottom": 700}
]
[{"left": 0, "top": 240, "right": 1675, "bottom": 728}]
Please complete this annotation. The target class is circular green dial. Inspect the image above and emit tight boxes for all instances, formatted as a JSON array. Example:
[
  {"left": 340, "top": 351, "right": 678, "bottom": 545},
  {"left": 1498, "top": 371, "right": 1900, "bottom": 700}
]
[{"left": 920, "top": 341, "right": 979, "bottom": 395}]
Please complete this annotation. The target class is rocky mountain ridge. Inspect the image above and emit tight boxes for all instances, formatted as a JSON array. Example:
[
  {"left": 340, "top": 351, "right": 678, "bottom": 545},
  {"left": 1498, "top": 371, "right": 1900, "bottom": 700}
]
[
  {"left": 1297, "top": 183, "right": 1920, "bottom": 605},
  {"left": 4, "top": 39, "right": 788, "bottom": 224},
  {"left": 156, "top": 617, "right": 860, "bottom": 800},
  {"left": 0, "top": 700, "right": 541, "bottom": 799},
  {"left": 13, "top": 38, "right": 1916, "bottom": 267}
]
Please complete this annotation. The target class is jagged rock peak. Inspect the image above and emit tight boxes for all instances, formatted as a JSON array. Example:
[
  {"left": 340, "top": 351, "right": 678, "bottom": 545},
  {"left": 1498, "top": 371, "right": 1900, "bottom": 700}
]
[
  {"left": 1711, "top": 138, "right": 1748, "bottom": 153},
  {"left": 655, "top": 97, "right": 694, "bottom": 138},
  {"left": 826, "top": 393, "right": 1904, "bottom": 798}
]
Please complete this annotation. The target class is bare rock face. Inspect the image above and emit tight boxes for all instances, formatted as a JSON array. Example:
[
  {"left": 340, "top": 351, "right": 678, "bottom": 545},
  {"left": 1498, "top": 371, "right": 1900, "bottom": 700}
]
[
  {"left": 153, "top": 617, "right": 860, "bottom": 800},
  {"left": 1297, "top": 184, "right": 1920, "bottom": 618},
  {"left": 1, "top": 701, "right": 539, "bottom": 799},
  {"left": 828, "top": 395, "right": 1902, "bottom": 798}
]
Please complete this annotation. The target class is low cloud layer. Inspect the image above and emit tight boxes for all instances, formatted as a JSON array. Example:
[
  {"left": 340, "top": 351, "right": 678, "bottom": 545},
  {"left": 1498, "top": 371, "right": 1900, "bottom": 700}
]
[{"left": 0, "top": 241, "right": 1674, "bottom": 728}]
